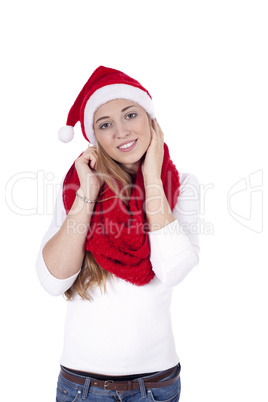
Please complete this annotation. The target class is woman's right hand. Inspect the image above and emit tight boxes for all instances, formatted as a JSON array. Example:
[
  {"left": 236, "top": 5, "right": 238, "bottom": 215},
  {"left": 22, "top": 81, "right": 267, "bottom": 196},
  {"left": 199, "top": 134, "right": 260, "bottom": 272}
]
[{"left": 74, "top": 145, "right": 104, "bottom": 201}]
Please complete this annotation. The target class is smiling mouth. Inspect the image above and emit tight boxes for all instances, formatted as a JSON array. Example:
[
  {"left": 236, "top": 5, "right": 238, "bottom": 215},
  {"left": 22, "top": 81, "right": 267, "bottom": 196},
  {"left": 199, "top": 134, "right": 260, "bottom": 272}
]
[{"left": 118, "top": 139, "right": 137, "bottom": 149}]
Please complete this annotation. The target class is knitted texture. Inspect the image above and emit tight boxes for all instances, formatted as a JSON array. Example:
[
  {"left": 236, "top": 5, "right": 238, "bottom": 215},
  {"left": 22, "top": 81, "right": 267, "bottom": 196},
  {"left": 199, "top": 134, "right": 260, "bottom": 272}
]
[{"left": 62, "top": 143, "right": 180, "bottom": 286}]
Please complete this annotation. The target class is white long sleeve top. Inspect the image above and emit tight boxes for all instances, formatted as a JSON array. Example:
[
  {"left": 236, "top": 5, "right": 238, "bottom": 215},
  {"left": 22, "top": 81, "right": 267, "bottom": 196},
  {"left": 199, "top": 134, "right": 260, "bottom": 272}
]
[{"left": 35, "top": 172, "right": 200, "bottom": 375}]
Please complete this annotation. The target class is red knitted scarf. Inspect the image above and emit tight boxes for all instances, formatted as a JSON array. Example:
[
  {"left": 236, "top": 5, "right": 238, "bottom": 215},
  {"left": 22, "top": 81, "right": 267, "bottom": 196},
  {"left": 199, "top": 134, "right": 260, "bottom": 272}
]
[{"left": 62, "top": 143, "right": 180, "bottom": 286}]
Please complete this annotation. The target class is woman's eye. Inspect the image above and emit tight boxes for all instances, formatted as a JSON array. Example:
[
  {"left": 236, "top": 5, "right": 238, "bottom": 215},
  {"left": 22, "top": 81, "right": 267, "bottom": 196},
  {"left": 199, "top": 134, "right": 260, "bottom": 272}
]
[
  {"left": 126, "top": 112, "right": 137, "bottom": 119},
  {"left": 99, "top": 122, "right": 111, "bottom": 130}
]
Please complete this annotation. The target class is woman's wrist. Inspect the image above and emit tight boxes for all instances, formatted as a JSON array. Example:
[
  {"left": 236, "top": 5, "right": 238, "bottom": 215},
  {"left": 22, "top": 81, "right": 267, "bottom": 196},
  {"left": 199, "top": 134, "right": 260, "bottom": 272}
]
[
  {"left": 77, "top": 186, "right": 99, "bottom": 203},
  {"left": 143, "top": 176, "right": 162, "bottom": 188},
  {"left": 68, "top": 188, "right": 97, "bottom": 217},
  {"left": 76, "top": 191, "right": 97, "bottom": 204}
]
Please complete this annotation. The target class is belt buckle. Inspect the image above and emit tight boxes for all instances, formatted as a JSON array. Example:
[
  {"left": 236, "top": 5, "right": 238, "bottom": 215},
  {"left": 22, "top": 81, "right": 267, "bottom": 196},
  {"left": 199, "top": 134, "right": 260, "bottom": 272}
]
[{"left": 104, "top": 380, "right": 114, "bottom": 390}]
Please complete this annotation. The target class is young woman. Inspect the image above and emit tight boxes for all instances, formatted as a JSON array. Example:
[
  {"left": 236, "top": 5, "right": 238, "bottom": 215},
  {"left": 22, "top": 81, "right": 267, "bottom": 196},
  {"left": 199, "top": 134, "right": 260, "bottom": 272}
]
[{"left": 36, "top": 66, "right": 200, "bottom": 401}]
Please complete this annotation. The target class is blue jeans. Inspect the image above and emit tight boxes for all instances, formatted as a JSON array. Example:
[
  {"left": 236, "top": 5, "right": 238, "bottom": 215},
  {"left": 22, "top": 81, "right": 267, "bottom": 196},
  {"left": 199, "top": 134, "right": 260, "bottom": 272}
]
[{"left": 56, "top": 364, "right": 181, "bottom": 401}]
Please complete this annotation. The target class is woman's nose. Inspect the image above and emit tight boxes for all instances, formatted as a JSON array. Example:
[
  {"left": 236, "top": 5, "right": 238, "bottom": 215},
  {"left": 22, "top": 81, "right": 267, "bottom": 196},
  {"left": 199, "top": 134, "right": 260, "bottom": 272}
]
[{"left": 114, "top": 122, "right": 130, "bottom": 138}]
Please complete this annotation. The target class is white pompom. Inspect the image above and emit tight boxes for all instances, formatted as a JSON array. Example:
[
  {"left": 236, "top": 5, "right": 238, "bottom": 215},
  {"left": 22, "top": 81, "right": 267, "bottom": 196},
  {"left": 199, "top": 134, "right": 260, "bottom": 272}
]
[{"left": 58, "top": 126, "right": 75, "bottom": 143}]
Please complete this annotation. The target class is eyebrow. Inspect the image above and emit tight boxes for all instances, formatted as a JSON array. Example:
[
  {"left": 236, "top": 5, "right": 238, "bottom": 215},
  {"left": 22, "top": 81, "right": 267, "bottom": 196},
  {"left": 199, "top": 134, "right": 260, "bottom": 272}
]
[{"left": 95, "top": 105, "right": 138, "bottom": 124}]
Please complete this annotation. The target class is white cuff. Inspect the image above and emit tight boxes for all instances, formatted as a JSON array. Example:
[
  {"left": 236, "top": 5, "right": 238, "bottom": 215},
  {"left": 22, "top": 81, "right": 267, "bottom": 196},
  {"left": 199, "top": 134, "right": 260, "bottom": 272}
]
[
  {"left": 148, "top": 219, "right": 199, "bottom": 286},
  {"left": 35, "top": 248, "right": 80, "bottom": 296},
  {"left": 149, "top": 219, "right": 192, "bottom": 261}
]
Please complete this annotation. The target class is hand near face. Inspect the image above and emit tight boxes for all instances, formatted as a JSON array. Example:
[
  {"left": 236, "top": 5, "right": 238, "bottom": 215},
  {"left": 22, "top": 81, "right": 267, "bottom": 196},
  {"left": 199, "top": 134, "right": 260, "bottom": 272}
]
[
  {"left": 75, "top": 145, "right": 104, "bottom": 200},
  {"left": 141, "top": 118, "right": 164, "bottom": 182}
]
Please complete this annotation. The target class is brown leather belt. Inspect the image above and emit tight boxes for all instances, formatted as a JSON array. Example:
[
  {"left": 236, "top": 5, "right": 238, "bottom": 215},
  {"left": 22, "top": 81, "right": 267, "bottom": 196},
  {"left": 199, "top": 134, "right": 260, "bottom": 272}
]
[{"left": 60, "top": 364, "right": 181, "bottom": 392}]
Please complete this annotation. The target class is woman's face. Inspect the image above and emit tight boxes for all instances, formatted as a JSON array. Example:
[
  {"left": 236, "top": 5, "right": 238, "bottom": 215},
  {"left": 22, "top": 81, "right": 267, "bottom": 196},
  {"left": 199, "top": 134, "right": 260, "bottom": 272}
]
[{"left": 93, "top": 99, "right": 152, "bottom": 173}]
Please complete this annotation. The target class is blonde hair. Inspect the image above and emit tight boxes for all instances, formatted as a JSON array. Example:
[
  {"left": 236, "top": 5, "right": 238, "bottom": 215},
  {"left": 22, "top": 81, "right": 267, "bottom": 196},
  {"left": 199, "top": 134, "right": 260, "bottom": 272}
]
[{"left": 64, "top": 141, "right": 136, "bottom": 301}]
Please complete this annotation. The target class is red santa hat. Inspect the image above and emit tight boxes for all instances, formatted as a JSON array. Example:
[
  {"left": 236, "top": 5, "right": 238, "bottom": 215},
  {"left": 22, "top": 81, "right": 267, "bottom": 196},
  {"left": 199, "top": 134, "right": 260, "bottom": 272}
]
[{"left": 58, "top": 66, "right": 155, "bottom": 144}]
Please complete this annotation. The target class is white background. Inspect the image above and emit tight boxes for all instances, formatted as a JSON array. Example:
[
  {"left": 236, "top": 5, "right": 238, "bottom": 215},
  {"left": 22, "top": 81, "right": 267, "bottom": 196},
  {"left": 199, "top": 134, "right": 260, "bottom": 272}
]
[{"left": 1, "top": 1, "right": 267, "bottom": 401}]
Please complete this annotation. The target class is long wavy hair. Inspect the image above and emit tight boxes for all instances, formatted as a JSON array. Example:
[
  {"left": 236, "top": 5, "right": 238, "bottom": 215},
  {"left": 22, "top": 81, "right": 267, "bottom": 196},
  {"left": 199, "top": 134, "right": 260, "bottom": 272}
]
[{"left": 64, "top": 141, "right": 141, "bottom": 301}]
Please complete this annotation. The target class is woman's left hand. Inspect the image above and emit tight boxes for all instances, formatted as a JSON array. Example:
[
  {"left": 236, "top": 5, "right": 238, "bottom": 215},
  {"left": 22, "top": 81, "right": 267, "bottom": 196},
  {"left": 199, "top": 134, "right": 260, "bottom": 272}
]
[{"left": 141, "top": 118, "right": 164, "bottom": 182}]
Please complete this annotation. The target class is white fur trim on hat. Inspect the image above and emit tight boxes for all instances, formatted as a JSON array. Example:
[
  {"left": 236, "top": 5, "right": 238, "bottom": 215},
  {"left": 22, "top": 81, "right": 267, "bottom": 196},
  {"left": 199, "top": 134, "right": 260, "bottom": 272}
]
[{"left": 84, "top": 84, "right": 155, "bottom": 144}]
